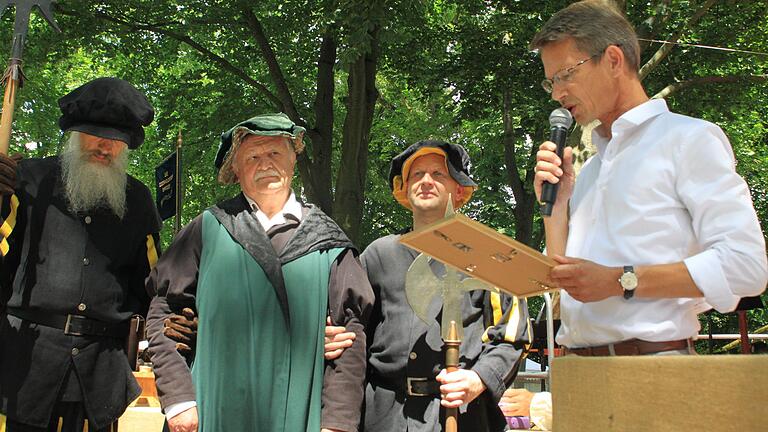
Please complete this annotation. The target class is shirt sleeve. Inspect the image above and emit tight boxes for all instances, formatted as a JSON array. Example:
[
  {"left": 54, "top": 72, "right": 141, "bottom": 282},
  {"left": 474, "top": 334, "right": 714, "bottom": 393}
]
[
  {"left": 530, "top": 391, "right": 552, "bottom": 431},
  {"left": 676, "top": 124, "right": 768, "bottom": 312},
  {"left": 165, "top": 401, "right": 198, "bottom": 421},
  {"left": 146, "top": 214, "right": 203, "bottom": 410},
  {"left": 321, "top": 248, "right": 375, "bottom": 432},
  {"left": 472, "top": 292, "right": 532, "bottom": 402}
]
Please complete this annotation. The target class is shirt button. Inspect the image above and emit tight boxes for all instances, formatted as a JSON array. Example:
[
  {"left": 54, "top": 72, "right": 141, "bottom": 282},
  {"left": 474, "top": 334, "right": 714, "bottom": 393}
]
[
  {"left": 77, "top": 303, "right": 87, "bottom": 312},
  {"left": 84, "top": 216, "right": 92, "bottom": 224},
  {"left": 409, "top": 352, "right": 418, "bottom": 360},
  {"left": 71, "top": 348, "right": 79, "bottom": 356},
  {"left": 83, "top": 258, "right": 90, "bottom": 266}
]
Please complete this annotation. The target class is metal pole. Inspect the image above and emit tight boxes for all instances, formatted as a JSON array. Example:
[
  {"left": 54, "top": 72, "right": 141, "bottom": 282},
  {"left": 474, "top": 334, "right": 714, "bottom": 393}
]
[{"left": 543, "top": 292, "right": 555, "bottom": 390}]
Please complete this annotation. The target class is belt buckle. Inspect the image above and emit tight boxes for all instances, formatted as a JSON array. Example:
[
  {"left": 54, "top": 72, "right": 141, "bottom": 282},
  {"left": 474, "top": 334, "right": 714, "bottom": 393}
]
[
  {"left": 64, "top": 314, "right": 85, "bottom": 336},
  {"left": 406, "top": 377, "right": 429, "bottom": 397}
]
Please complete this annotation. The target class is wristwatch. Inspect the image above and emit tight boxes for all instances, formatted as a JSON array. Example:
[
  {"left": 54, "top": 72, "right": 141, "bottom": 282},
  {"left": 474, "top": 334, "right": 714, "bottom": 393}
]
[{"left": 619, "top": 266, "right": 638, "bottom": 299}]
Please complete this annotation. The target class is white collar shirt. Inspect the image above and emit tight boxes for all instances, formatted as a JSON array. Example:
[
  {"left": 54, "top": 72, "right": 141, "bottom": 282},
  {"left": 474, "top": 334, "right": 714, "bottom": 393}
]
[
  {"left": 244, "top": 192, "right": 303, "bottom": 232},
  {"left": 557, "top": 98, "right": 767, "bottom": 348}
]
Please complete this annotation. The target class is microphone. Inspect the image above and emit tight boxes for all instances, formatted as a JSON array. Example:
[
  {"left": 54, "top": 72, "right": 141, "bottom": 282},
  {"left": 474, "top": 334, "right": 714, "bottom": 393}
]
[{"left": 540, "top": 108, "right": 573, "bottom": 217}]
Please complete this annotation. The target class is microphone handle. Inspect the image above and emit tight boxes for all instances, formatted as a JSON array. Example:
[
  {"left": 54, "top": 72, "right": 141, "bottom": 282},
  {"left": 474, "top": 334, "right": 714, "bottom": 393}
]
[{"left": 540, "top": 126, "right": 568, "bottom": 216}]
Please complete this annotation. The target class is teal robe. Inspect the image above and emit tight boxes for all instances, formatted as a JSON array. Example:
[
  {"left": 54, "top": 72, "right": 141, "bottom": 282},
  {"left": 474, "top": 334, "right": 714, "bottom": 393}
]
[
  {"left": 194, "top": 211, "right": 344, "bottom": 431},
  {"left": 146, "top": 195, "right": 370, "bottom": 432}
]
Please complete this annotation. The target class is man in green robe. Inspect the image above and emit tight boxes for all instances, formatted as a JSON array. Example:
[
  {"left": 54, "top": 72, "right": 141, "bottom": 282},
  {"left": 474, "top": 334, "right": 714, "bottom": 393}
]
[{"left": 146, "top": 113, "right": 374, "bottom": 432}]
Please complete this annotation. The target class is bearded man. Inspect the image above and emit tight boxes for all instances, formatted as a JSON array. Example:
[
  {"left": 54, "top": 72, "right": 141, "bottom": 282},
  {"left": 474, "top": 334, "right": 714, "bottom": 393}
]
[
  {"left": 146, "top": 113, "right": 374, "bottom": 432},
  {"left": 0, "top": 77, "right": 161, "bottom": 431}
]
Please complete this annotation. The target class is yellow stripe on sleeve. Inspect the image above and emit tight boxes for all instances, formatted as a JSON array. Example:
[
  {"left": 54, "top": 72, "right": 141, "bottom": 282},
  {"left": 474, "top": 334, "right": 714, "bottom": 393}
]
[
  {"left": 482, "top": 293, "right": 524, "bottom": 344},
  {"left": 0, "top": 412, "right": 7, "bottom": 432},
  {"left": 490, "top": 291, "right": 503, "bottom": 324},
  {"left": 503, "top": 296, "right": 522, "bottom": 343},
  {"left": 0, "top": 195, "right": 19, "bottom": 257},
  {"left": 0, "top": 194, "right": 19, "bottom": 238},
  {"left": 146, "top": 234, "right": 159, "bottom": 270}
]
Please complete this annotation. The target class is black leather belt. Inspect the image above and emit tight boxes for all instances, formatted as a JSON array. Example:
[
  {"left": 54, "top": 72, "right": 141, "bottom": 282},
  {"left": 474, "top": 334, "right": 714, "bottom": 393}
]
[
  {"left": 6, "top": 307, "right": 129, "bottom": 338},
  {"left": 370, "top": 376, "right": 441, "bottom": 397},
  {"left": 563, "top": 338, "right": 692, "bottom": 356}
]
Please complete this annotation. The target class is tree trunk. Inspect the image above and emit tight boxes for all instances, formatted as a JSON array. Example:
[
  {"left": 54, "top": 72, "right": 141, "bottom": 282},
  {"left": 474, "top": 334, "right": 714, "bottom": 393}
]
[
  {"left": 299, "top": 30, "right": 337, "bottom": 215},
  {"left": 333, "top": 27, "right": 380, "bottom": 243},
  {"left": 502, "top": 90, "right": 539, "bottom": 247}
]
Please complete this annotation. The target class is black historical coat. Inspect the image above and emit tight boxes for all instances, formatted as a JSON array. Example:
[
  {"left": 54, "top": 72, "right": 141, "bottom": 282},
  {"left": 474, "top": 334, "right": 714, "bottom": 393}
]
[{"left": 0, "top": 156, "right": 161, "bottom": 429}]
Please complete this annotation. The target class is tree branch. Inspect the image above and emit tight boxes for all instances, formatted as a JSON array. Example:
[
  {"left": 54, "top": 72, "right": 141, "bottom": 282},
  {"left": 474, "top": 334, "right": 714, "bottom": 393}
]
[
  {"left": 639, "top": 0, "right": 718, "bottom": 81},
  {"left": 67, "top": 7, "right": 284, "bottom": 109},
  {"left": 652, "top": 74, "right": 767, "bottom": 99},
  {"left": 637, "top": 0, "right": 673, "bottom": 53},
  {"left": 502, "top": 90, "right": 524, "bottom": 205},
  {"left": 240, "top": 6, "right": 304, "bottom": 127}
]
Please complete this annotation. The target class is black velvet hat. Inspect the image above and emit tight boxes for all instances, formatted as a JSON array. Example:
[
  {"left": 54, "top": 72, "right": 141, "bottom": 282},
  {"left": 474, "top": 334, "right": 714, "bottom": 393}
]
[
  {"left": 58, "top": 77, "right": 154, "bottom": 149},
  {"left": 388, "top": 140, "right": 477, "bottom": 208}
]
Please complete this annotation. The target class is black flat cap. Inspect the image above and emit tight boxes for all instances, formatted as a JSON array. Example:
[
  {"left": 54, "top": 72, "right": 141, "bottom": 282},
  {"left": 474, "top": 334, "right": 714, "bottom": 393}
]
[
  {"left": 389, "top": 140, "right": 477, "bottom": 208},
  {"left": 58, "top": 77, "right": 154, "bottom": 149}
]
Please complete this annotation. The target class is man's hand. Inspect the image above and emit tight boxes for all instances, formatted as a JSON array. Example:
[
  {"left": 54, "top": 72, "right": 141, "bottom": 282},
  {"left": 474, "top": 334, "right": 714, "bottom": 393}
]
[
  {"left": 550, "top": 255, "right": 622, "bottom": 303},
  {"left": 164, "top": 308, "right": 198, "bottom": 359},
  {"left": 533, "top": 142, "right": 575, "bottom": 206},
  {"left": 499, "top": 388, "right": 535, "bottom": 416},
  {"left": 324, "top": 317, "right": 355, "bottom": 360},
  {"left": 168, "top": 406, "right": 198, "bottom": 432},
  {"left": 320, "top": 429, "right": 343, "bottom": 432},
  {"left": 0, "top": 153, "right": 22, "bottom": 196},
  {"left": 436, "top": 369, "right": 486, "bottom": 408}
]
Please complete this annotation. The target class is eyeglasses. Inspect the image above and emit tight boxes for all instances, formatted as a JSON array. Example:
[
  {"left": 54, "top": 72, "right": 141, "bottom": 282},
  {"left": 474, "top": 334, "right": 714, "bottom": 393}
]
[{"left": 541, "top": 53, "right": 599, "bottom": 94}]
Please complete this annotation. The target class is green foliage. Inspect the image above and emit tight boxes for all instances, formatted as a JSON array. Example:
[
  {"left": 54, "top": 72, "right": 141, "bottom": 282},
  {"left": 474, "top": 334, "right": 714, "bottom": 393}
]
[{"left": 1, "top": 0, "right": 766, "bottom": 340}]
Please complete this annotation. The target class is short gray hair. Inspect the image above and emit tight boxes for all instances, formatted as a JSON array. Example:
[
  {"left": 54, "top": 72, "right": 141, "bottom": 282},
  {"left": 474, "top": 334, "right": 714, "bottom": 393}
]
[{"left": 530, "top": 0, "right": 641, "bottom": 73}]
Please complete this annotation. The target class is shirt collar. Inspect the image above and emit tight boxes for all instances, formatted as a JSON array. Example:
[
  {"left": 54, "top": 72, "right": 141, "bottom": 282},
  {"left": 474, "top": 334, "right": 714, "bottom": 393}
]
[
  {"left": 592, "top": 98, "right": 669, "bottom": 157},
  {"left": 243, "top": 191, "right": 303, "bottom": 231}
]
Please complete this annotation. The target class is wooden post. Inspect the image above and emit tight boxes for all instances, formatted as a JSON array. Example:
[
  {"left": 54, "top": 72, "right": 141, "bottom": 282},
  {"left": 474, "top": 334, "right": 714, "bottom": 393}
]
[
  {"left": 174, "top": 130, "right": 183, "bottom": 235},
  {"left": 444, "top": 320, "right": 461, "bottom": 432},
  {"left": 737, "top": 310, "right": 751, "bottom": 354},
  {"left": 0, "top": 61, "right": 20, "bottom": 155}
]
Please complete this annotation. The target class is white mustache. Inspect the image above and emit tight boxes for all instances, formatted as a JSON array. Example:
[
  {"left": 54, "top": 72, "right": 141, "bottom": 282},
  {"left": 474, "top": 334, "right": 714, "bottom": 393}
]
[{"left": 253, "top": 169, "right": 280, "bottom": 181}]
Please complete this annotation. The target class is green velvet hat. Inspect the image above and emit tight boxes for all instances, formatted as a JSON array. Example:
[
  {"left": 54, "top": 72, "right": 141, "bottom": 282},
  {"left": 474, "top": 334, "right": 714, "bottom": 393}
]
[{"left": 215, "top": 113, "right": 306, "bottom": 184}]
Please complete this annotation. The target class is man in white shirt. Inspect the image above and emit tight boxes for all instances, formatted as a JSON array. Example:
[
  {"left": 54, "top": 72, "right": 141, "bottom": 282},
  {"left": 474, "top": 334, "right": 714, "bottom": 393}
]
[{"left": 531, "top": 0, "right": 767, "bottom": 355}]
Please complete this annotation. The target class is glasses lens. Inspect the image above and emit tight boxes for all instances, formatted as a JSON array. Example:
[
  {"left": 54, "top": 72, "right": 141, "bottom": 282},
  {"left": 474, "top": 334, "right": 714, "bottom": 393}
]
[{"left": 541, "top": 79, "right": 553, "bottom": 94}]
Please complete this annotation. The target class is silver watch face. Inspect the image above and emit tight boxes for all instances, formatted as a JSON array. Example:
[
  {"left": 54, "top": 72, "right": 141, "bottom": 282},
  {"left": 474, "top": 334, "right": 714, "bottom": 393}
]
[{"left": 620, "top": 272, "right": 638, "bottom": 290}]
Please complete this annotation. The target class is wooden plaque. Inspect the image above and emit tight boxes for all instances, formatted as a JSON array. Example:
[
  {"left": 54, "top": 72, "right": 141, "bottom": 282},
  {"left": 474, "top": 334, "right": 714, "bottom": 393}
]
[{"left": 399, "top": 213, "right": 556, "bottom": 298}]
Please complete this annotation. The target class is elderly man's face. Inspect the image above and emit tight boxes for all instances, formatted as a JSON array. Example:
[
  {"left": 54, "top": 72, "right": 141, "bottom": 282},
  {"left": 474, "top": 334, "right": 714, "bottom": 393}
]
[
  {"left": 406, "top": 153, "right": 463, "bottom": 215},
  {"left": 232, "top": 135, "right": 296, "bottom": 198},
  {"left": 79, "top": 133, "right": 128, "bottom": 166}
]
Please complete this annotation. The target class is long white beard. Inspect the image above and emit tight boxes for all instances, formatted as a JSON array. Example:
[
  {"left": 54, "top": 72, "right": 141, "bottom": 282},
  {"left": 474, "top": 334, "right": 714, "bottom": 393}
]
[{"left": 60, "top": 134, "right": 129, "bottom": 219}]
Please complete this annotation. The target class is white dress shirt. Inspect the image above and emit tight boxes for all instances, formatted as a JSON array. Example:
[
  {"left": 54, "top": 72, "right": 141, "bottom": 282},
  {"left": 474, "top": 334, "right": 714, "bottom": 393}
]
[
  {"left": 164, "top": 192, "right": 303, "bottom": 420},
  {"left": 557, "top": 99, "right": 767, "bottom": 348},
  {"left": 244, "top": 191, "right": 304, "bottom": 230}
]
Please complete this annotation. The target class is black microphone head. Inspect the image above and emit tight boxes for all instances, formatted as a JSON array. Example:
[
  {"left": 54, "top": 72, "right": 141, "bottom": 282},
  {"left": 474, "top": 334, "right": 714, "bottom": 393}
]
[{"left": 549, "top": 108, "right": 573, "bottom": 129}]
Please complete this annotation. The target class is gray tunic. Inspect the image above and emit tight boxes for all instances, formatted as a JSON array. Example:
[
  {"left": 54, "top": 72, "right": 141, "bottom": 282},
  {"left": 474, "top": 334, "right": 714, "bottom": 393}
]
[{"left": 362, "top": 234, "right": 530, "bottom": 432}]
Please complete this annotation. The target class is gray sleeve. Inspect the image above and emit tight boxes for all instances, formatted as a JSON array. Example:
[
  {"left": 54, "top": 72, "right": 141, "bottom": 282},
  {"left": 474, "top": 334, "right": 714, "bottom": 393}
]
[
  {"left": 472, "top": 293, "right": 531, "bottom": 402},
  {"left": 146, "top": 214, "right": 203, "bottom": 410},
  {"left": 321, "top": 248, "right": 375, "bottom": 432}
]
